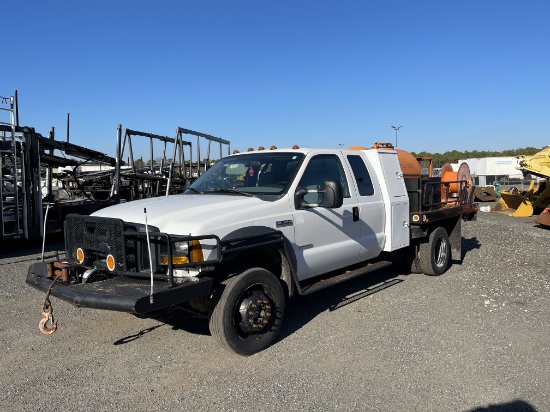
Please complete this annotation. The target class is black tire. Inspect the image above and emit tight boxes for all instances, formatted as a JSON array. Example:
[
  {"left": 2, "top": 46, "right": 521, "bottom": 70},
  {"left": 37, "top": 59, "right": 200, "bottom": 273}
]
[
  {"left": 418, "top": 227, "right": 450, "bottom": 276},
  {"left": 209, "top": 268, "right": 285, "bottom": 356}
]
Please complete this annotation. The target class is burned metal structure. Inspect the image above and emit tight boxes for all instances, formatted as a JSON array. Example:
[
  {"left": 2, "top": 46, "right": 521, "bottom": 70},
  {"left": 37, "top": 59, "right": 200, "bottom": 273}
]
[{"left": 1, "top": 91, "right": 231, "bottom": 243}]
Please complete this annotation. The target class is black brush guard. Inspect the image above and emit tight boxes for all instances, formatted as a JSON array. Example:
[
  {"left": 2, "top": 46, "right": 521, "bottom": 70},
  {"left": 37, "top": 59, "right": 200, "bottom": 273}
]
[
  {"left": 26, "top": 214, "right": 221, "bottom": 314},
  {"left": 63, "top": 214, "right": 221, "bottom": 284}
]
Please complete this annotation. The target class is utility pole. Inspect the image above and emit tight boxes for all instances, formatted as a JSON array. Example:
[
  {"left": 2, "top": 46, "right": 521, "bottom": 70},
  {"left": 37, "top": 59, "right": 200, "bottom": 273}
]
[{"left": 391, "top": 125, "right": 401, "bottom": 148}]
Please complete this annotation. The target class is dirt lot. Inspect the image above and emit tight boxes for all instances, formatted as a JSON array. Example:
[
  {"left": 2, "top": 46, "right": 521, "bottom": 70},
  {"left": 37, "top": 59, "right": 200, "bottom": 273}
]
[{"left": 1, "top": 206, "right": 549, "bottom": 412}]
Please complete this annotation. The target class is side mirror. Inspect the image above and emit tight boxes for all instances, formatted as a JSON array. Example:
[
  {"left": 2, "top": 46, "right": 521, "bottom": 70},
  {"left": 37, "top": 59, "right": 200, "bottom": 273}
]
[
  {"left": 320, "top": 179, "right": 344, "bottom": 208},
  {"left": 294, "top": 179, "right": 343, "bottom": 209},
  {"left": 294, "top": 187, "right": 309, "bottom": 209}
]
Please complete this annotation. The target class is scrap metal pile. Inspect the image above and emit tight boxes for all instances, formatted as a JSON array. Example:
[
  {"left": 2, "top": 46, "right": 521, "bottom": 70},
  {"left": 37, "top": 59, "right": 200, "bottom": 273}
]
[{"left": 473, "top": 185, "right": 499, "bottom": 202}]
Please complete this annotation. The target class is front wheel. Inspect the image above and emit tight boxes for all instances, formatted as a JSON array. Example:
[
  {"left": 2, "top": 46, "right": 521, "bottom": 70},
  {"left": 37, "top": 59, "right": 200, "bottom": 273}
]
[
  {"left": 418, "top": 227, "right": 450, "bottom": 276},
  {"left": 209, "top": 268, "right": 285, "bottom": 356}
]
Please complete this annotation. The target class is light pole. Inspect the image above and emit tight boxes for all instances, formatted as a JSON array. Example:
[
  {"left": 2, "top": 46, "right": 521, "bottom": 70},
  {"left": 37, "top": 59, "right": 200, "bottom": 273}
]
[
  {"left": 391, "top": 125, "right": 401, "bottom": 148},
  {"left": 338, "top": 143, "right": 345, "bottom": 149}
]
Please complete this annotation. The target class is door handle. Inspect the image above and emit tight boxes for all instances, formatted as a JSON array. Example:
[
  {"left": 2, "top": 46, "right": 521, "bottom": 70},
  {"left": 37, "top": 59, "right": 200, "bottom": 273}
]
[{"left": 353, "top": 206, "right": 359, "bottom": 222}]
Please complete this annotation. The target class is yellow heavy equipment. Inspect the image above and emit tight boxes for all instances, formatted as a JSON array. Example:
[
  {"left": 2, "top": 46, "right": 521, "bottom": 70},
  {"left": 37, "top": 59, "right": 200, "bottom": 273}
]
[{"left": 493, "top": 145, "right": 550, "bottom": 217}]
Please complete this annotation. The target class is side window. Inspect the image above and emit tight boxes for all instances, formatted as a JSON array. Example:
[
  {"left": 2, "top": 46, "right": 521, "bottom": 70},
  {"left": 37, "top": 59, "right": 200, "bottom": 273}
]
[
  {"left": 299, "top": 154, "right": 350, "bottom": 203},
  {"left": 347, "top": 155, "right": 374, "bottom": 196}
]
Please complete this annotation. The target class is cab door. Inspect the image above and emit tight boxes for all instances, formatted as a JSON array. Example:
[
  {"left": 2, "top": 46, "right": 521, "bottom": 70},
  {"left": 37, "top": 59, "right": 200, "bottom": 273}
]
[
  {"left": 290, "top": 152, "right": 361, "bottom": 281},
  {"left": 345, "top": 153, "right": 386, "bottom": 257}
]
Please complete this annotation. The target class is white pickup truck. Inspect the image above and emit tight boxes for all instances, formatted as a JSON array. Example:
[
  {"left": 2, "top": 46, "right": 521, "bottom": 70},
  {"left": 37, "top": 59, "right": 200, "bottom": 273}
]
[{"left": 27, "top": 144, "right": 477, "bottom": 355}]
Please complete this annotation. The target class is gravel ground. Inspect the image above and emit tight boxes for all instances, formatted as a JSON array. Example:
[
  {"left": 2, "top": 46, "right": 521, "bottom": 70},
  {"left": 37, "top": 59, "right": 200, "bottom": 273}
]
[{"left": 1, "top": 205, "right": 549, "bottom": 412}]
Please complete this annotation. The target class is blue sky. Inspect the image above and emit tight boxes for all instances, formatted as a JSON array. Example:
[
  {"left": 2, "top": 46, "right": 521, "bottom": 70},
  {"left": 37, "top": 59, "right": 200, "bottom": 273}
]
[{"left": 2, "top": 0, "right": 549, "bottom": 159}]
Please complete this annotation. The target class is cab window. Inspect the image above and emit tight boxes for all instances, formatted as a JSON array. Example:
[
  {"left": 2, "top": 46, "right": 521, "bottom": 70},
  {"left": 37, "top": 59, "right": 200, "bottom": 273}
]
[
  {"left": 347, "top": 155, "right": 375, "bottom": 196},
  {"left": 298, "top": 154, "right": 350, "bottom": 203}
]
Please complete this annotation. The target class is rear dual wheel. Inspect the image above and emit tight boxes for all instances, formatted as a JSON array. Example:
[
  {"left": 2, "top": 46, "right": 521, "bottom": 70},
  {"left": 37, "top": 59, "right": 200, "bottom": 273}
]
[
  {"left": 418, "top": 227, "right": 450, "bottom": 276},
  {"left": 209, "top": 268, "right": 285, "bottom": 356}
]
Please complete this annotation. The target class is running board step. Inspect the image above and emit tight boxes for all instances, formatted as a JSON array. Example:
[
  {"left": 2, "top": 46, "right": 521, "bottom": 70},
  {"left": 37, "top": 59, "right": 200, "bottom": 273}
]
[{"left": 299, "top": 260, "right": 392, "bottom": 295}]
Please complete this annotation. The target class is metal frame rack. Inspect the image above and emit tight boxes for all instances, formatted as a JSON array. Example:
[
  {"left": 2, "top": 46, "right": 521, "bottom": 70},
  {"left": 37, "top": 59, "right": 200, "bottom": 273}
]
[
  {"left": 111, "top": 125, "right": 231, "bottom": 202},
  {"left": 1, "top": 92, "right": 25, "bottom": 239},
  {"left": 1, "top": 92, "right": 117, "bottom": 241}
]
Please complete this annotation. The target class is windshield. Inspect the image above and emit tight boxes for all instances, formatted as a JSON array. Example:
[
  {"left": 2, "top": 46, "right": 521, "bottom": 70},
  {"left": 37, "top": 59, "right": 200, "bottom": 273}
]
[{"left": 186, "top": 152, "right": 304, "bottom": 196}]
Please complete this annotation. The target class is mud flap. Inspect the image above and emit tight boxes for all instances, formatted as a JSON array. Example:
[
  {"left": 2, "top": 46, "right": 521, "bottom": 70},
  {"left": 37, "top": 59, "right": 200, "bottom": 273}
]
[{"left": 448, "top": 217, "right": 462, "bottom": 262}]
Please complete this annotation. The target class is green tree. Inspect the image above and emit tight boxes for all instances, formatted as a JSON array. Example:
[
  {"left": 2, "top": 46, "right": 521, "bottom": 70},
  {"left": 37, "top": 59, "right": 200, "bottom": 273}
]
[{"left": 411, "top": 145, "right": 546, "bottom": 166}]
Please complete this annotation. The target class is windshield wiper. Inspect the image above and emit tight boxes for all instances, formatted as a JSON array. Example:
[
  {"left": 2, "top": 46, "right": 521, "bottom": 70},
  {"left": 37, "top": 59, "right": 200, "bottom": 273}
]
[
  {"left": 212, "top": 189, "right": 254, "bottom": 197},
  {"left": 185, "top": 187, "right": 203, "bottom": 194}
]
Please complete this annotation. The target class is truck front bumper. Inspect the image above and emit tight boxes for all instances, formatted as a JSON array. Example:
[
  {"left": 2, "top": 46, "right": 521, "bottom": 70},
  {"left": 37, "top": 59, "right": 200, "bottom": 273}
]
[{"left": 26, "top": 262, "right": 214, "bottom": 314}]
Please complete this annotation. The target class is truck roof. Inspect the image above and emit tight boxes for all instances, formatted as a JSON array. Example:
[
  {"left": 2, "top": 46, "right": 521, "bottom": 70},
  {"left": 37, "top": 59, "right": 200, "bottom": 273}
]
[{"left": 232, "top": 147, "right": 395, "bottom": 156}]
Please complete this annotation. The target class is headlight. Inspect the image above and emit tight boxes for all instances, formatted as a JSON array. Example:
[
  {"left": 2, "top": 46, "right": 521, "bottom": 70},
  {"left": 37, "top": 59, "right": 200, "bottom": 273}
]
[
  {"left": 174, "top": 241, "right": 189, "bottom": 254},
  {"left": 161, "top": 240, "right": 204, "bottom": 266}
]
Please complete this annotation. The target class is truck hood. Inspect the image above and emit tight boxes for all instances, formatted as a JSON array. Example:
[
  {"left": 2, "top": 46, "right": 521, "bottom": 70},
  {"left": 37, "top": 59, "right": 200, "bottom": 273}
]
[{"left": 92, "top": 194, "right": 290, "bottom": 236}]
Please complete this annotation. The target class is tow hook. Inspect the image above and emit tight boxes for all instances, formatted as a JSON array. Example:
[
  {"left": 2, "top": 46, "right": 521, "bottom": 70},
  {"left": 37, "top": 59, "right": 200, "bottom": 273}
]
[
  {"left": 38, "top": 275, "right": 60, "bottom": 335},
  {"left": 39, "top": 300, "right": 58, "bottom": 335}
]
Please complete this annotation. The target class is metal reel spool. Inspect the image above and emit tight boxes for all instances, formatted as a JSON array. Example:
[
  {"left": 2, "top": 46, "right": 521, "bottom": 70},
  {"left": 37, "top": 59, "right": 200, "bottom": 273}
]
[
  {"left": 456, "top": 162, "right": 472, "bottom": 204},
  {"left": 440, "top": 162, "right": 471, "bottom": 203},
  {"left": 440, "top": 163, "right": 457, "bottom": 202},
  {"left": 457, "top": 162, "right": 471, "bottom": 186}
]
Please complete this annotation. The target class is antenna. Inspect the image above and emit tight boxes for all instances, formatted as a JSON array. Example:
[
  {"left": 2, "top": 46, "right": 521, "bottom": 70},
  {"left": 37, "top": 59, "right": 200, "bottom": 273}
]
[{"left": 144, "top": 208, "right": 154, "bottom": 304}]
